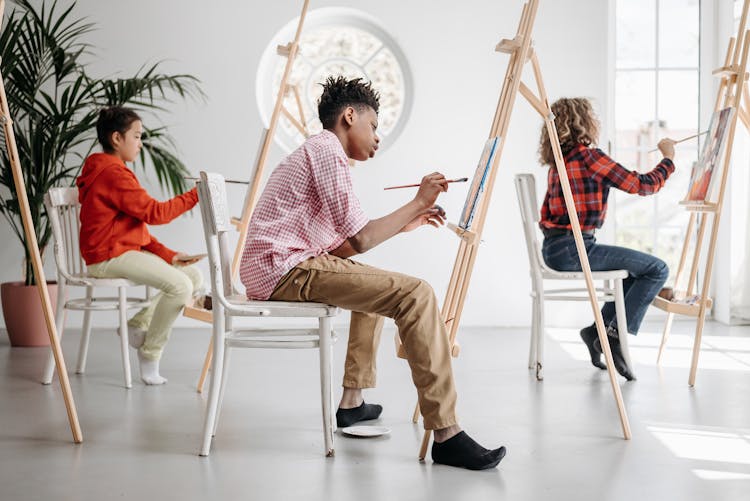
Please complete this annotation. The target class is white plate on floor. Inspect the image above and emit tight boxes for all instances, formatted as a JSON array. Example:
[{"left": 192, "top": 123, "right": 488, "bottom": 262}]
[{"left": 341, "top": 425, "right": 391, "bottom": 437}]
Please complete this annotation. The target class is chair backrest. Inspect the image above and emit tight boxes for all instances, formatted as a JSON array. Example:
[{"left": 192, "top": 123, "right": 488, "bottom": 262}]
[
  {"left": 514, "top": 173, "right": 547, "bottom": 276},
  {"left": 45, "top": 187, "right": 85, "bottom": 281},
  {"left": 197, "top": 171, "right": 235, "bottom": 301}
]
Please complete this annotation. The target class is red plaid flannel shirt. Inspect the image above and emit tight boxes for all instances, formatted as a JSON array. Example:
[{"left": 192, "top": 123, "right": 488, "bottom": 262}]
[{"left": 540, "top": 144, "right": 675, "bottom": 231}]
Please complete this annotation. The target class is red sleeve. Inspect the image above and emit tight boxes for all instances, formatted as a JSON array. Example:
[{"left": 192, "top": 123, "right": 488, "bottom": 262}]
[
  {"left": 585, "top": 148, "right": 675, "bottom": 196},
  {"left": 99, "top": 166, "right": 199, "bottom": 224},
  {"left": 143, "top": 234, "right": 177, "bottom": 264}
]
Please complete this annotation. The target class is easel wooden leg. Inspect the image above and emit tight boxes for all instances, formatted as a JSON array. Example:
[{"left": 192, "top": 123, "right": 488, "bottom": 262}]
[
  {"left": 656, "top": 312, "right": 675, "bottom": 364},
  {"left": 419, "top": 430, "right": 432, "bottom": 461},
  {"left": 0, "top": 44, "right": 82, "bottom": 442},
  {"left": 197, "top": 337, "right": 213, "bottom": 393}
]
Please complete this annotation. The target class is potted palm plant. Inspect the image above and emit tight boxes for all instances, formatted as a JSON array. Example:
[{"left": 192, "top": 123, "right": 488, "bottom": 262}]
[{"left": 0, "top": 0, "right": 203, "bottom": 345}]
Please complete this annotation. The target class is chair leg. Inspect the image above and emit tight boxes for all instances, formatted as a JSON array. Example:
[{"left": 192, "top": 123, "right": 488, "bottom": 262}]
[
  {"left": 656, "top": 312, "right": 675, "bottom": 365},
  {"left": 535, "top": 279, "right": 545, "bottom": 381},
  {"left": 118, "top": 287, "right": 132, "bottom": 389},
  {"left": 200, "top": 309, "right": 225, "bottom": 457},
  {"left": 211, "top": 347, "right": 232, "bottom": 437},
  {"left": 318, "top": 316, "right": 334, "bottom": 457},
  {"left": 613, "top": 279, "right": 634, "bottom": 373},
  {"left": 528, "top": 293, "right": 538, "bottom": 370},
  {"left": 75, "top": 286, "right": 94, "bottom": 374},
  {"left": 41, "top": 280, "right": 68, "bottom": 384}
]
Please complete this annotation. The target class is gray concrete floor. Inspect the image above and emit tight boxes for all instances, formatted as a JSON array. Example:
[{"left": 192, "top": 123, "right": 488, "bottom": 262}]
[{"left": 1, "top": 319, "right": 749, "bottom": 500}]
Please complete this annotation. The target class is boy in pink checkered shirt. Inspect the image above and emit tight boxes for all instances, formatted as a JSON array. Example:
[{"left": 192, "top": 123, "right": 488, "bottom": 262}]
[{"left": 240, "top": 76, "right": 505, "bottom": 470}]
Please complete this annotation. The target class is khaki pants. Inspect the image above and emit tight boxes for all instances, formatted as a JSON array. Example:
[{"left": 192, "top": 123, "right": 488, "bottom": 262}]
[
  {"left": 269, "top": 254, "right": 457, "bottom": 430},
  {"left": 88, "top": 251, "right": 202, "bottom": 360}
]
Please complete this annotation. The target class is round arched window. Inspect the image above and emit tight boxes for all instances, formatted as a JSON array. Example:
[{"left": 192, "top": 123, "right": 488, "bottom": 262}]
[{"left": 256, "top": 8, "right": 413, "bottom": 153}]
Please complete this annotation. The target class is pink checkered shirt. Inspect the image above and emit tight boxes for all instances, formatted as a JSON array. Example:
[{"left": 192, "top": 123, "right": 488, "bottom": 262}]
[{"left": 239, "top": 130, "right": 369, "bottom": 300}]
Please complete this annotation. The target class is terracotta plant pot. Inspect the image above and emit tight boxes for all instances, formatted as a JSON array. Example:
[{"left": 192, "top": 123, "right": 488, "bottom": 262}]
[{"left": 1, "top": 281, "right": 59, "bottom": 347}]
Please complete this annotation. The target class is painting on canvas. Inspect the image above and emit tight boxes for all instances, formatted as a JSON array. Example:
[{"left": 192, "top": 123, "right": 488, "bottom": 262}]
[
  {"left": 458, "top": 136, "right": 500, "bottom": 230},
  {"left": 686, "top": 106, "right": 734, "bottom": 201}
]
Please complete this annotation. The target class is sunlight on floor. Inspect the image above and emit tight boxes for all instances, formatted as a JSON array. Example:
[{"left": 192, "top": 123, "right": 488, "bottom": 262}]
[
  {"left": 647, "top": 424, "right": 750, "bottom": 480},
  {"left": 545, "top": 328, "right": 750, "bottom": 372}
]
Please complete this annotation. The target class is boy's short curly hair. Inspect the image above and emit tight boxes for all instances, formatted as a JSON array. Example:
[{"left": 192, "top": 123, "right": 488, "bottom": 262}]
[{"left": 317, "top": 76, "right": 380, "bottom": 129}]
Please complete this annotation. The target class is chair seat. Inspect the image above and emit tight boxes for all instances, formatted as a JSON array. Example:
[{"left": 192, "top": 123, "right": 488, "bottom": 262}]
[
  {"left": 541, "top": 268, "right": 628, "bottom": 281},
  {"left": 225, "top": 294, "right": 339, "bottom": 318},
  {"left": 65, "top": 272, "right": 142, "bottom": 288},
  {"left": 227, "top": 328, "right": 338, "bottom": 349}
]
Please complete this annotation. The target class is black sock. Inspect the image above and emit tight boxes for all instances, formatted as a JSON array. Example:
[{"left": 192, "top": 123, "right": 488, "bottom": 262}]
[
  {"left": 580, "top": 324, "right": 607, "bottom": 370},
  {"left": 336, "top": 401, "right": 383, "bottom": 428},
  {"left": 595, "top": 326, "right": 637, "bottom": 381},
  {"left": 431, "top": 431, "right": 506, "bottom": 470}
]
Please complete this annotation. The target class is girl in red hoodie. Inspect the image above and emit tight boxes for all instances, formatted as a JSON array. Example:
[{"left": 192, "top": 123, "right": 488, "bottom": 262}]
[{"left": 78, "top": 107, "right": 201, "bottom": 385}]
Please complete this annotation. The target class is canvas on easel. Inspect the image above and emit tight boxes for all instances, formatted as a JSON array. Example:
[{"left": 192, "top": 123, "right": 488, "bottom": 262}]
[
  {"left": 685, "top": 106, "right": 734, "bottom": 201},
  {"left": 458, "top": 136, "right": 499, "bottom": 230}
]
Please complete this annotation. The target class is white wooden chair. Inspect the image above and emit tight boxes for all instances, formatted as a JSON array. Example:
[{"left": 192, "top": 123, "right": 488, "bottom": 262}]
[
  {"left": 196, "top": 171, "right": 339, "bottom": 457},
  {"left": 40, "top": 187, "right": 151, "bottom": 389},
  {"left": 514, "top": 173, "right": 633, "bottom": 380}
]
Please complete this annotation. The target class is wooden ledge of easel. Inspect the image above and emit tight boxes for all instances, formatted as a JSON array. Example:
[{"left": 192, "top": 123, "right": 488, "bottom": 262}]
[
  {"left": 712, "top": 65, "right": 750, "bottom": 79},
  {"left": 652, "top": 295, "right": 713, "bottom": 317},
  {"left": 446, "top": 222, "right": 478, "bottom": 244},
  {"left": 678, "top": 200, "right": 719, "bottom": 213},
  {"left": 276, "top": 42, "right": 293, "bottom": 56},
  {"left": 184, "top": 304, "right": 212, "bottom": 323},
  {"left": 495, "top": 37, "right": 521, "bottom": 53},
  {"left": 230, "top": 216, "right": 242, "bottom": 229}
]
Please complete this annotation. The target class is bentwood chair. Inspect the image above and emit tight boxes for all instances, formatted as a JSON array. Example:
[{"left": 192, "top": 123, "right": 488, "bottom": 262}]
[
  {"left": 40, "top": 187, "right": 150, "bottom": 389},
  {"left": 514, "top": 173, "right": 633, "bottom": 380},
  {"left": 196, "top": 171, "right": 339, "bottom": 457}
]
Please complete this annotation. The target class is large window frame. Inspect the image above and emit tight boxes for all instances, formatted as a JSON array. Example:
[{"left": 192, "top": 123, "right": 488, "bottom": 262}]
[{"left": 610, "top": 0, "right": 702, "bottom": 279}]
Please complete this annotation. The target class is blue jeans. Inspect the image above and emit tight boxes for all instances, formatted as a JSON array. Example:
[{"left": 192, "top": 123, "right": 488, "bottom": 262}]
[{"left": 541, "top": 234, "right": 669, "bottom": 335}]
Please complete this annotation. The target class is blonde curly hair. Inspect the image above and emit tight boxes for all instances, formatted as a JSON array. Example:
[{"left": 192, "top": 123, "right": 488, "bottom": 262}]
[{"left": 538, "top": 97, "right": 600, "bottom": 167}]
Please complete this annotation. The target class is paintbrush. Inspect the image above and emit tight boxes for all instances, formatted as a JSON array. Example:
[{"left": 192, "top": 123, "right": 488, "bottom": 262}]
[{"left": 384, "top": 177, "right": 469, "bottom": 190}]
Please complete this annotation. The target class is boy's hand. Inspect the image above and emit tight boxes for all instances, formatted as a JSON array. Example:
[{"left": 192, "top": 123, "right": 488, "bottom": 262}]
[
  {"left": 173, "top": 252, "right": 204, "bottom": 266},
  {"left": 415, "top": 172, "right": 448, "bottom": 208},
  {"left": 402, "top": 205, "right": 446, "bottom": 232},
  {"left": 657, "top": 138, "right": 676, "bottom": 160}
]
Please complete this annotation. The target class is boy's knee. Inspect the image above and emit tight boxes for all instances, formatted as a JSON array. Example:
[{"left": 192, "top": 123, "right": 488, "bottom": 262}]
[
  {"left": 182, "top": 265, "right": 203, "bottom": 289},
  {"left": 652, "top": 258, "right": 669, "bottom": 281},
  {"left": 167, "top": 274, "right": 194, "bottom": 301}
]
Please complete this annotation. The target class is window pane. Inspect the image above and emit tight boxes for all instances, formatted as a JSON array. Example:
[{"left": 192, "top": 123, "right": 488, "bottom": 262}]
[
  {"left": 654, "top": 227, "right": 688, "bottom": 280},
  {"left": 615, "top": 71, "right": 656, "bottom": 154},
  {"left": 616, "top": 227, "right": 655, "bottom": 254},
  {"left": 658, "top": 0, "right": 699, "bottom": 68},
  {"left": 616, "top": 0, "right": 656, "bottom": 68},
  {"left": 658, "top": 70, "right": 699, "bottom": 133},
  {"left": 614, "top": 194, "right": 654, "bottom": 227}
]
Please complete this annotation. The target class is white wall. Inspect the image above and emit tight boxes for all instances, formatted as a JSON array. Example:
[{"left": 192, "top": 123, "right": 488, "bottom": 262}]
[{"left": 0, "top": 0, "right": 610, "bottom": 329}]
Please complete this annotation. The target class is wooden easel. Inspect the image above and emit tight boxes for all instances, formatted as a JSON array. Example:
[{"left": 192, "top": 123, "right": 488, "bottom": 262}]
[
  {"left": 0, "top": 0, "right": 82, "bottom": 443},
  {"left": 184, "top": 0, "right": 311, "bottom": 392},
  {"left": 398, "top": 0, "right": 632, "bottom": 460},
  {"left": 654, "top": 0, "right": 750, "bottom": 387}
]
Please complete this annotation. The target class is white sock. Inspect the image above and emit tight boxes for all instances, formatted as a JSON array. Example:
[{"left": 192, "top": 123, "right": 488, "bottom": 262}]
[
  {"left": 138, "top": 350, "right": 167, "bottom": 385},
  {"left": 119, "top": 327, "right": 146, "bottom": 349}
]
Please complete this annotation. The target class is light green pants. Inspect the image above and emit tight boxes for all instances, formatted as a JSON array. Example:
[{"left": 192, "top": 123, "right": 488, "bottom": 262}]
[{"left": 88, "top": 250, "right": 202, "bottom": 360}]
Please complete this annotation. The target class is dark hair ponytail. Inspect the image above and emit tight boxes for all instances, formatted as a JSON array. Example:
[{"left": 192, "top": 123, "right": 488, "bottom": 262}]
[{"left": 96, "top": 107, "right": 141, "bottom": 152}]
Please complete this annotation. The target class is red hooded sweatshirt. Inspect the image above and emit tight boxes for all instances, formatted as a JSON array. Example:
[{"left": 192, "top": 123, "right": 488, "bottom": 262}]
[{"left": 76, "top": 153, "right": 198, "bottom": 265}]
